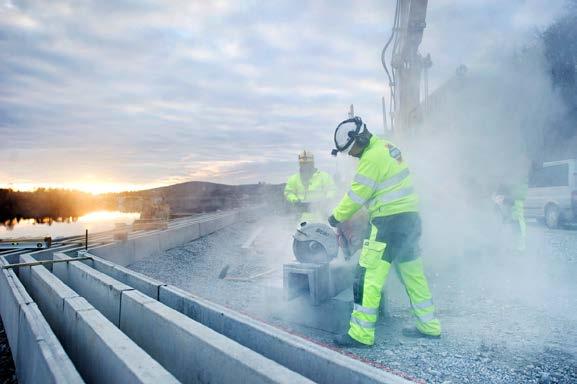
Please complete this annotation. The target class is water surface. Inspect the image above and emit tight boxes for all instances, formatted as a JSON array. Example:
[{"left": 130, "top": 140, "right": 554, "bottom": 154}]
[{"left": 0, "top": 211, "right": 140, "bottom": 239}]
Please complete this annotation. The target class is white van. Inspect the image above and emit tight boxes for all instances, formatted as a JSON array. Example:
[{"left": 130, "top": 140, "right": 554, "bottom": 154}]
[{"left": 525, "top": 159, "right": 577, "bottom": 228}]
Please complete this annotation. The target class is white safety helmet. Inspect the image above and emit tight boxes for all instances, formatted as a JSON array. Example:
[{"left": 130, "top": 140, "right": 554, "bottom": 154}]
[
  {"left": 298, "top": 150, "right": 315, "bottom": 164},
  {"left": 332, "top": 116, "right": 365, "bottom": 155}
]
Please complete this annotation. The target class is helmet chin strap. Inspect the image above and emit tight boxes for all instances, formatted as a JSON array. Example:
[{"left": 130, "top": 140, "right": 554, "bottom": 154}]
[
  {"left": 348, "top": 143, "right": 363, "bottom": 158},
  {"left": 348, "top": 131, "right": 372, "bottom": 158}
]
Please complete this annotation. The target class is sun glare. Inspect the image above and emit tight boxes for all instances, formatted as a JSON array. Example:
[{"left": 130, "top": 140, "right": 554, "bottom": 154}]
[{"left": 78, "top": 210, "right": 140, "bottom": 223}]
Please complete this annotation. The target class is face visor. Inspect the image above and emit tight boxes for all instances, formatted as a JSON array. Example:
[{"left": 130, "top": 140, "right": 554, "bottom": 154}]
[{"left": 331, "top": 117, "right": 363, "bottom": 156}]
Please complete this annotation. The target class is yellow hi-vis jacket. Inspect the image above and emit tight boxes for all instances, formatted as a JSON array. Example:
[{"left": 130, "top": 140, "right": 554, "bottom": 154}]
[
  {"left": 284, "top": 170, "right": 336, "bottom": 203},
  {"left": 332, "top": 136, "right": 419, "bottom": 222}
]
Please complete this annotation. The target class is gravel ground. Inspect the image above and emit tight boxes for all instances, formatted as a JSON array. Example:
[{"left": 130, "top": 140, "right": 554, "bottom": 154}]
[
  {"left": 0, "top": 318, "right": 17, "bottom": 384},
  {"left": 129, "top": 216, "right": 577, "bottom": 384}
]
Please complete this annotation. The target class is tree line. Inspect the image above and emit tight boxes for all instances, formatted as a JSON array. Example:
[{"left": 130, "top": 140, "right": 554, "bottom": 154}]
[{"left": 0, "top": 188, "right": 113, "bottom": 223}]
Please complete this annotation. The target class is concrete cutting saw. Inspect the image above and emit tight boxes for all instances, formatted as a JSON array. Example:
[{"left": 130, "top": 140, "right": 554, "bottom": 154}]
[{"left": 292, "top": 222, "right": 339, "bottom": 264}]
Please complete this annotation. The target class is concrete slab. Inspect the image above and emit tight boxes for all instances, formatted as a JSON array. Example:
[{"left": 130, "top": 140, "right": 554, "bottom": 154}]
[{"left": 120, "top": 289, "right": 312, "bottom": 384}]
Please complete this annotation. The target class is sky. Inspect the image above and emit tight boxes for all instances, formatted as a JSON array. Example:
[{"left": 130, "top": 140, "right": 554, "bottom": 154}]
[{"left": 0, "top": 0, "right": 567, "bottom": 193}]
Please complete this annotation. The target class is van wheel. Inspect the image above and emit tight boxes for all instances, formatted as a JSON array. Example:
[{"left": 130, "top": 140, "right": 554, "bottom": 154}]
[{"left": 545, "top": 205, "right": 560, "bottom": 229}]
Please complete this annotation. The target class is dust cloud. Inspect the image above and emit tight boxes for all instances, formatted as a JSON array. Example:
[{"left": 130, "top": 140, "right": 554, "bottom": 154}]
[{"left": 394, "top": 35, "right": 577, "bottom": 350}]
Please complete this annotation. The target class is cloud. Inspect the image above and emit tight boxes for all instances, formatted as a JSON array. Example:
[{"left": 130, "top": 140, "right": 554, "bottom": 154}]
[{"left": 0, "top": 0, "right": 568, "bottom": 190}]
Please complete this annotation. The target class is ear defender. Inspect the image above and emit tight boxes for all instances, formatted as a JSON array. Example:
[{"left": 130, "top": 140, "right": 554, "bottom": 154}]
[{"left": 355, "top": 124, "right": 370, "bottom": 148}]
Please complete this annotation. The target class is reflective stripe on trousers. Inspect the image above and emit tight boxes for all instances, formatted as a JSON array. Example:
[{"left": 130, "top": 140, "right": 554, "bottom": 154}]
[
  {"left": 350, "top": 316, "right": 376, "bottom": 329},
  {"left": 348, "top": 224, "right": 441, "bottom": 345},
  {"left": 397, "top": 258, "right": 441, "bottom": 336},
  {"left": 348, "top": 224, "right": 390, "bottom": 345},
  {"left": 353, "top": 303, "right": 378, "bottom": 315}
]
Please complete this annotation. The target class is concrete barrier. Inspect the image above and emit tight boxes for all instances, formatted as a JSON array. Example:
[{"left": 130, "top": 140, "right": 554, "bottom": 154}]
[
  {"left": 17, "top": 255, "right": 179, "bottom": 384},
  {"left": 204, "top": 212, "right": 239, "bottom": 236},
  {"left": 89, "top": 211, "right": 240, "bottom": 266},
  {"left": 0, "top": 257, "right": 84, "bottom": 384},
  {"left": 52, "top": 254, "right": 134, "bottom": 326},
  {"left": 78, "top": 252, "right": 408, "bottom": 383},
  {"left": 17, "top": 256, "right": 79, "bottom": 344},
  {"left": 159, "top": 285, "right": 410, "bottom": 384},
  {"left": 0, "top": 207, "right": 279, "bottom": 384},
  {"left": 51, "top": 253, "right": 311, "bottom": 383},
  {"left": 78, "top": 253, "right": 164, "bottom": 299},
  {"left": 0, "top": 259, "right": 33, "bottom": 359},
  {"left": 121, "top": 289, "right": 312, "bottom": 384},
  {"left": 83, "top": 253, "right": 408, "bottom": 383}
]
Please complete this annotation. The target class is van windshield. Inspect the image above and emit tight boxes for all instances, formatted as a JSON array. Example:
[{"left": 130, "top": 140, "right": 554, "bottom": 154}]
[{"left": 529, "top": 164, "right": 569, "bottom": 187}]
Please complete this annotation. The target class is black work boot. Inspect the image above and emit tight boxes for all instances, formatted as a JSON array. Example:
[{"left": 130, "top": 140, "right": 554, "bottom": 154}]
[
  {"left": 333, "top": 333, "right": 371, "bottom": 348},
  {"left": 402, "top": 327, "right": 441, "bottom": 339}
]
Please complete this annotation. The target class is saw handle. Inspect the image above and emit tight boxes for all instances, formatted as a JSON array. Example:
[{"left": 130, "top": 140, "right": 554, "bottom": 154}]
[{"left": 336, "top": 226, "right": 352, "bottom": 260}]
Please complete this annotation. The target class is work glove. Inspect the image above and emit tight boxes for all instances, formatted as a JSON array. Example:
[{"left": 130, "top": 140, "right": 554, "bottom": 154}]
[{"left": 328, "top": 214, "right": 340, "bottom": 228}]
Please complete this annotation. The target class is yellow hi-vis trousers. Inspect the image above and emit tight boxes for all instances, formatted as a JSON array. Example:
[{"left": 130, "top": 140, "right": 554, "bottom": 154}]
[
  {"left": 512, "top": 200, "right": 526, "bottom": 251},
  {"left": 348, "top": 213, "right": 441, "bottom": 345}
]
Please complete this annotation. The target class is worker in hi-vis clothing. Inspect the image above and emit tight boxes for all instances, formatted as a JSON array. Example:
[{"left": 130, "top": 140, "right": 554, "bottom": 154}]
[
  {"left": 494, "top": 181, "right": 528, "bottom": 252},
  {"left": 328, "top": 116, "right": 441, "bottom": 347},
  {"left": 284, "top": 150, "right": 336, "bottom": 222}
]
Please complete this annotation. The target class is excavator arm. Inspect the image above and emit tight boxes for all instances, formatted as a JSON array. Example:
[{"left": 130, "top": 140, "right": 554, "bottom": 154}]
[{"left": 383, "top": 0, "right": 429, "bottom": 136}]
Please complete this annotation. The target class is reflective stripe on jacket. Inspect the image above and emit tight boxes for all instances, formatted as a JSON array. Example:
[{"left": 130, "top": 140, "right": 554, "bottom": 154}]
[
  {"left": 332, "top": 136, "right": 418, "bottom": 222},
  {"left": 284, "top": 170, "right": 336, "bottom": 203}
]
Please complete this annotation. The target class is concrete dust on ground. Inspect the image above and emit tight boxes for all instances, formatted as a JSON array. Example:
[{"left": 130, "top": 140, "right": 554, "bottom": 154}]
[
  {"left": 129, "top": 215, "right": 295, "bottom": 315},
  {"left": 129, "top": 216, "right": 577, "bottom": 384}
]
